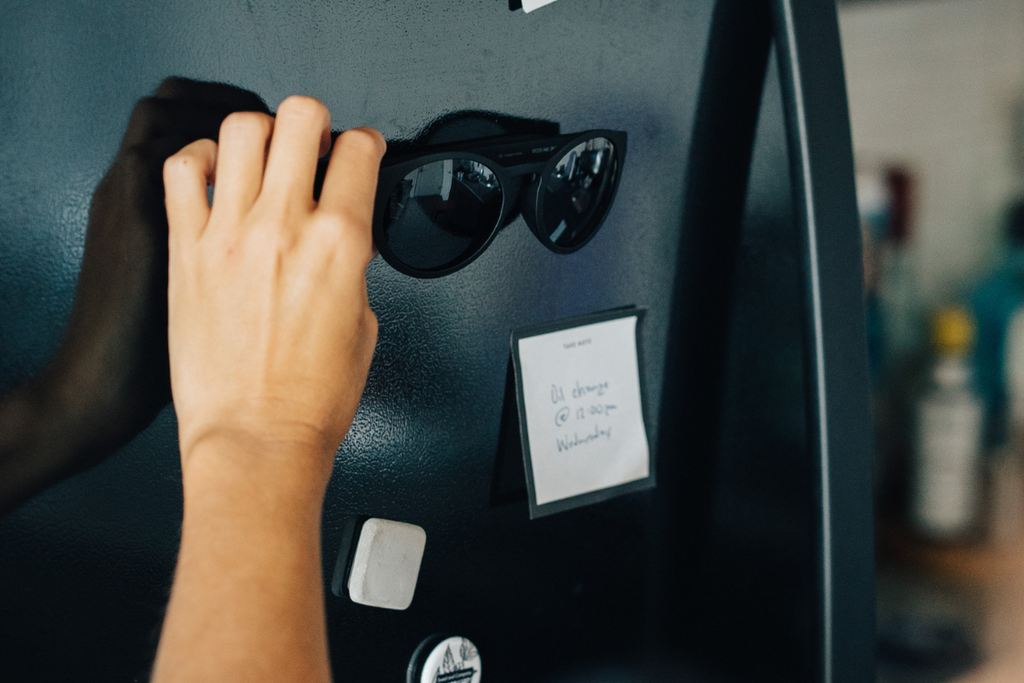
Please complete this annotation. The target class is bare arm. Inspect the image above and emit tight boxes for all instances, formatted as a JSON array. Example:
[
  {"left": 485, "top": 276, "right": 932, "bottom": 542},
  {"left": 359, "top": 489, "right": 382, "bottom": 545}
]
[{"left": 152, "top": 97, "right": 384, "bottom": 683}]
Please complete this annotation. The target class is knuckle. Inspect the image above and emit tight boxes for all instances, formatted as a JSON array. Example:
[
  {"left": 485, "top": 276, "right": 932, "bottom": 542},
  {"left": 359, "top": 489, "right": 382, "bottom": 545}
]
[
  {"left": 308, "top": 213, "right": 343, "bottom": 242},
  {"left": 320, "top": 210, "right": 347, "bottom": 230},
  {"left": 330, "top": 209, "right": 374, "bottom": 243},
  {"left": 331, "top": 207, "right": 363, "bottom": 230},
  {"left": 256, "top": 221, "right": 295, "bottom": 252},
  {"left": 276, "top": 95, "right": 327, "bottom": 122},
  {"left": 335, "top": 127, "right": 385, "bottom": 157},
  {"left": 163, "top": 142, "right": 213, "bottom": 178},
  {"left": 163, "top": 159, "right": 189, "bottom": 186},
  {"left": 163, "top": 152, "right": 191, "bottom": 178},
  {"left": 219, "top": 111, "right": 273, "bottom": 142}
]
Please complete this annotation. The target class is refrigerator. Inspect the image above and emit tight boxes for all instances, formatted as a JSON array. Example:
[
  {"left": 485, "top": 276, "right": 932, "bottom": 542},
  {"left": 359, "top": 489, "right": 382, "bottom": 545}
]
[{"left": 0, "top": 1, "right": 872, "bottom": 681}]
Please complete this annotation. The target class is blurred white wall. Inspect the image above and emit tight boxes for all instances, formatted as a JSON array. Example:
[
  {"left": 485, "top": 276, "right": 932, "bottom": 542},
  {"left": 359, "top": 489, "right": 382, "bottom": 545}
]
[{"left": 839, "top": 0, "right": 1024, "bottom": 306}]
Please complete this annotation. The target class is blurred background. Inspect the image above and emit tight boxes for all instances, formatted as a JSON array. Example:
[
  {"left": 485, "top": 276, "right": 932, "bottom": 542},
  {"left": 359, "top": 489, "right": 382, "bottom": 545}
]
[{"left": 837, "top": 0, "right": 1024, "bottom": 681}]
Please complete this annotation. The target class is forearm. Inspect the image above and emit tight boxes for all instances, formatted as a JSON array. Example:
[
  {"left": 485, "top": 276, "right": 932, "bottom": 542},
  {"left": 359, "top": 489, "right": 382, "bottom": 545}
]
[
  {"left": 152, "top": 436, "right": 333, "bottom": 683},
  {"left": 155, "top": 99, "right": 381, "bottom": 682}
]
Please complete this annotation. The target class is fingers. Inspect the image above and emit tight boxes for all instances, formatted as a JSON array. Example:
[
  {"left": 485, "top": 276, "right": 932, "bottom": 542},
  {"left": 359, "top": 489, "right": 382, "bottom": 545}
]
[
  {"left": 318, "top": 127, "right": 386, "bottom": 246},
  {"left": 161, "top": 92, "right": 383, "bottom": 272},
  {"left": 164, "top": 139, "right": 217, "bottom": 247},
  {"left": 210, "top": 112, "right": 274, "bottom": 221},
  {"left": 259, "top": 96, "right": 332, "bottom": 210}
]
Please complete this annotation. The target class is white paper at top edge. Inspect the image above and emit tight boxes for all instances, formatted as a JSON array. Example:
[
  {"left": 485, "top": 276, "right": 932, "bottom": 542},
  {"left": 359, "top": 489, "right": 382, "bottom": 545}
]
[
  {"left": 522, "top": 0, "right": 560, "bottom": 13},
  {"left": 517, "top": 316, "right": 649, "bottom": 506}
]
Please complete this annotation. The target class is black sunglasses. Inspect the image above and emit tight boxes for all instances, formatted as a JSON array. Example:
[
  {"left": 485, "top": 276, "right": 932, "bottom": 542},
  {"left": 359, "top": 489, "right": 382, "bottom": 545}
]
[{"left": 372, "top": 129, "right": 627, "bottom": 278}]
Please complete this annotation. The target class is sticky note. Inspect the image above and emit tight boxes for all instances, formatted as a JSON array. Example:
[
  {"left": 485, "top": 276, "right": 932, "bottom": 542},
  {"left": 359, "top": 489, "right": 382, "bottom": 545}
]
[{"left": 512, "top": 308, "right": 653, "bottom": 518}]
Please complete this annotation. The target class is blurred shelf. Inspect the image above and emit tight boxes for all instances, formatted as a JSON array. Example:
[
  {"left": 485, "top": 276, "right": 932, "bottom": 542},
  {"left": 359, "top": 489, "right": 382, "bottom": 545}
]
[{"left": 877, "top": 522, "right": 1020, "bottom": 585}]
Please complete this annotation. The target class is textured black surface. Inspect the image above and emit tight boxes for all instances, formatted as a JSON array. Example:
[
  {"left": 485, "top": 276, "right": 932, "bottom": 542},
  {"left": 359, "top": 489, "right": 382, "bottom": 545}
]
[{"left": 0, "top": 1, "right": 868, "bottom": 681}]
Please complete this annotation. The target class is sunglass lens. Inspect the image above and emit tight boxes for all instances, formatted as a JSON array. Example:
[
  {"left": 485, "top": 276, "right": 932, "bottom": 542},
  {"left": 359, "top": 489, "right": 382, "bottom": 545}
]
[
  {"left": 541, "top": 137, "right": 618, "bottom": 248},
  {"left": 382, "top": 159, "right": 503, "bottom": 272}
]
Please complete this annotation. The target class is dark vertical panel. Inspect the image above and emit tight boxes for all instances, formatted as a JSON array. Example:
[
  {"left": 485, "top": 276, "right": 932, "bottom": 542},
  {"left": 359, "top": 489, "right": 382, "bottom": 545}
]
[
  {"left": 654, "top": 0, "right": 794, "bottom": 673},
  {"left": 655, "top": 0, "right": 826, "bottom": 675},
  {"left": 772, "top": 1, "right": 875, "bottom": 682}
]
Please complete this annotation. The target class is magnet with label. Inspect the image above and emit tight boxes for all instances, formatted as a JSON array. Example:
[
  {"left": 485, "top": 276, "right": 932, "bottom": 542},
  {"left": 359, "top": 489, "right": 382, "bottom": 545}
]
[{"left": 408, "top": 635, "right": 481, "bottom": 683}]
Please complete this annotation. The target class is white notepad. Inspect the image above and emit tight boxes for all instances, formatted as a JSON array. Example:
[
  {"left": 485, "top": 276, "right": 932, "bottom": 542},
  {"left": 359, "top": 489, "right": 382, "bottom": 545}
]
[{"left": 512, "top": 307, "right": 653, "bottom": 518}]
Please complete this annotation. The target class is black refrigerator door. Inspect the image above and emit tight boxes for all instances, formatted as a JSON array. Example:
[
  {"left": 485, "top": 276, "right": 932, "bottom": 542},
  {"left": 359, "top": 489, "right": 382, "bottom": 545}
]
[{"left": 0, "top": 1, "right": 872, "bottom": 681}]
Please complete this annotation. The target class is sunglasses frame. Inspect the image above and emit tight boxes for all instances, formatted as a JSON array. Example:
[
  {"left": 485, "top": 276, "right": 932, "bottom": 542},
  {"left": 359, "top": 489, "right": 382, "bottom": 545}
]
[{"left": 372, "top": 129, "right": 628, "bottom": 278}]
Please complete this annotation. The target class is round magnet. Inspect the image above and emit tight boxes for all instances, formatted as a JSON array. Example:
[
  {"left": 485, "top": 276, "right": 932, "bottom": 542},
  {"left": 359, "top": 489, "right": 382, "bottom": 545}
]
[{"left": 410, "top": 635, "right": 481, "bottom": 683}]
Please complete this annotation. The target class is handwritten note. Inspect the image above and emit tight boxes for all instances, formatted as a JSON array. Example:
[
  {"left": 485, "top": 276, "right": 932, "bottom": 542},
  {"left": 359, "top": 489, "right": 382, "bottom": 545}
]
[{"left": 514, "top": 312, "right": 650, "bottom": 515}]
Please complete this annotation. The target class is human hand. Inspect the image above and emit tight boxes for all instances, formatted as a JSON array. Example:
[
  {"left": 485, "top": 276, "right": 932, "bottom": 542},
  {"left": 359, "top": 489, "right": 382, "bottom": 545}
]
[
  {"left": 55, "top": 78, "right": 271, "bottom": 424},
  {"left": 163, "top": 97, "right": 384, "bottom": 497},
  {"left": 0, "top": 78, "right": 270, "bottom": 515}
]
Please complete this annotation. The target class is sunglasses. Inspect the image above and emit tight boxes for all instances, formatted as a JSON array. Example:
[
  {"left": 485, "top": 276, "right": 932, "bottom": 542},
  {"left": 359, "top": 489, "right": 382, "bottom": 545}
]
[{"left": 372, "top": 129, "right": 627, "bottom": 278}]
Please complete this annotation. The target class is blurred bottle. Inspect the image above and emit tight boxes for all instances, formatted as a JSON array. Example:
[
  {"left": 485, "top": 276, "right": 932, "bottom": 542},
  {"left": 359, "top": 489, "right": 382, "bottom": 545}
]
[
  {"left": 860, "top": 166, "right": 922, "bottom": 517},
  {"left": 971, "top": 201, "right": 1024, "bottom": 451},
  {"left": 989, "top": 305, "right": 1024, "bottom": 547},
  {"left": 878, "top": 168, "right": 920, "bottom": 370},
  {"left": 912, "top": 307, "right": 984, "bottom": 538},
  {"left": 858, "top": 167, "right": 920, "bottom": 380}
]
